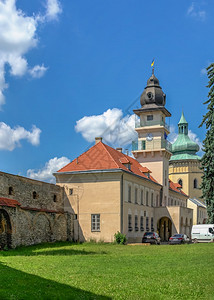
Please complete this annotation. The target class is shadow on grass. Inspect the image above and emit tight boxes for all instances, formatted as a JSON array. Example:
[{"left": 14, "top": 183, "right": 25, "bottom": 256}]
[
  {"left": 0, "top": 262, "right": 111, "bottom": 300},
  {"left": 0, "top": 242, "right": 107, "bottom": 257}
]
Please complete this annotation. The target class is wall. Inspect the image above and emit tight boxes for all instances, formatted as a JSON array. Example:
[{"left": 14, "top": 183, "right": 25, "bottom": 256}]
[
  {"left": 55, "top": 171, "right": 122, "bottom": 243},
  {"left": 169, "top": 160, "right": 203, "bottom": 199},
  {"left": 0, "top": 172, "right": 73, "bottom": 249}
]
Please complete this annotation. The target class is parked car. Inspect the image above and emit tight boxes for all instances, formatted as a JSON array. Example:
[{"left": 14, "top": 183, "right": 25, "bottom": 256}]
[
  {"left": 191, "top": 224, "right": 214, "bottom": 243},
  {"left": 168, "top": 234, "right": 189, "bottom": 245},
  {"left": 142, "top": 232, "right": 161, "bottom": 245}
]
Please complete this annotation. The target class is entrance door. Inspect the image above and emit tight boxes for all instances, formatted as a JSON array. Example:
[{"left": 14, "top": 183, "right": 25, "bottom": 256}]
[
  {"left": 0, "top": 209, "right": 12, "bottom": 249},
  {"left": 157, "top": 217, "right": 172, "bottom": 242}
]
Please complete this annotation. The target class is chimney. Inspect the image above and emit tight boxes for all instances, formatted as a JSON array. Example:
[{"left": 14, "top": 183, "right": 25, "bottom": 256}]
[
  {"left": 116, "top": 147, "right": 123, "bottom": 153},
  {"left": 95, "top": 137, "right": 102, "bottom": 144}
]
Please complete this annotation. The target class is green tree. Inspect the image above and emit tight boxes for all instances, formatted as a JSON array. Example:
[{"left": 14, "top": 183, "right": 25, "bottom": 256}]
[{"left": 199, "top": 63, "right": 214, "bottom": 223}]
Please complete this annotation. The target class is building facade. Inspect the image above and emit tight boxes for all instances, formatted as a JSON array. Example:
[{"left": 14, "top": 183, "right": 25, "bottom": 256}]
[
  {"left": 169, "top": 112, "right": 207, "bottom": 224},
  {"left": 55, "top": 73, "right": 193, "bottom": 243}
]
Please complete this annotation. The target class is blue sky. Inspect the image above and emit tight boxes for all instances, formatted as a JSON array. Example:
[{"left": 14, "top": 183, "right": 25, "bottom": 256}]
[{"left": 0, "top": 0, "right": 213, "bottom": 182}]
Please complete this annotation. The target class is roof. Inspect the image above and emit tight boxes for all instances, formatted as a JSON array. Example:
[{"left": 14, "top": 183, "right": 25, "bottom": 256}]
[
  {"left": 0, "top": 197, "right": 21, "bottom": 208},
  {"left": 57, "top": 141, "right": 187, "bottom": 197},
  {"left": 188, "top": 198, "right": 207, "bottom": 208},
  {"left": 57, "top": 141, "right": 158, "bottom": 184},
  {"left": 169, "top": 179, "right": 188, "bottom": 197},
  {"left": 178, "top": 111, "right": 188, "bottom": 124}
]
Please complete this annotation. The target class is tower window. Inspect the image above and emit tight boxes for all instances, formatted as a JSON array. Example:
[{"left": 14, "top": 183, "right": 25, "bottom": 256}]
[
  {"left": 53, "top": 194, "right": 57, "bottom": 202},
  {"left": 178, "top": 179, "right": 183, "bottom": 188},
  {"left": 147, "top": 115, "right": 153, "bottom": 121},
  {"left": 194, "top": 179, "right": 198, "bottom": 189}
]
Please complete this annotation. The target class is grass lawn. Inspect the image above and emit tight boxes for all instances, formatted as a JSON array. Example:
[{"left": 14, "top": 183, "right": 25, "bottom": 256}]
[{"left": 0, "top": 242, "right": 213, "bottom": 299}]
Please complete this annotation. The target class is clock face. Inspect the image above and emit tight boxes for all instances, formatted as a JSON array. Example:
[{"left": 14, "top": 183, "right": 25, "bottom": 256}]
[{"left": 146, "top": 133, "right": 153, "bottom": 141}]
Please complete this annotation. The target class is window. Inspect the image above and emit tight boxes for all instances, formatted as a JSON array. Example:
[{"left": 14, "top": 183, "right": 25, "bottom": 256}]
[
  {"left": 141, "top": 140, "right": 146, "bottom": 150},
  {"left": 146, "top": 191, "right": 149, "bottom": 206},
  {"left": 128, "top": 186, "right": 131, "bottom": 203},
  {"left": 156, "top": 195, "right": 159, "bottom": 207},
  {"left": 8, "top": 186, "right": 13, "bottom": 195},
  {"left": 194, "top": 179, "right": 198, "bottom": 189},
  {"left": 135, "top": 215, "right": 138, "bottom": 231},
  {"left": 151, "top": 217, "right": 154, "bottom": 231},
  {"left": 144, "top": 211, "right": 147, "bottom": 217},
  {"left": 146, "top": 217, "right": 149, "bottom": 231},
  {"left": 147, "top": 115, "right": 153, "bottom": 121},
  {"left": 135, "top": 188, "right": 138, "bottom": 204},
  {"left": 141, "top": 190, "right": 144, "bottom": 205},
  {"left": 128, "top": 215, "right": 132, "bottom": 231},
  {"left": 69, "top": 188, "right": 73, "bottom": 195},
  {"left": 151, "top": 193, "right": 154, "bottom": 207},
  {"left": 33, "top": 191, "right": 37, "bottom": 199},
  {"left": 140, "top": 216, "right": 144, "bottom": 231},
  {"left": 74, "top": 214, "right": 78, "bottom": 220},
  {"left": 178, "top": 179, "right": 183, "bottom": 188},
  {"left": 91, "top": 214, "right": 100, "bottom": 232},
  {"left": 53, "top": 194, "right": 57, "bottom": 202}
]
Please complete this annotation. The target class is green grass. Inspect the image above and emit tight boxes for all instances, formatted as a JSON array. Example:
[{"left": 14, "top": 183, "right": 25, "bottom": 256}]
[{"left": 0, "top": 242, "right": 214, "bottom": 299}]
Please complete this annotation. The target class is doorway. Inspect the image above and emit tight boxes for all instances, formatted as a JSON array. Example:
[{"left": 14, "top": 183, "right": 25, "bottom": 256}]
[
  {"left": 0, "top": 209, "right": 12, "bottom": 249},
  {"left": 157, "top": 217, "right": 172, "bottom": 242}
]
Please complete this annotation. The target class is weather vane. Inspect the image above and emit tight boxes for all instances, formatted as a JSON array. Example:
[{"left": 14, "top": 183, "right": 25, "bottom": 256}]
[{"left": 151, "top": 59, "right": 155, "bottom": 74}]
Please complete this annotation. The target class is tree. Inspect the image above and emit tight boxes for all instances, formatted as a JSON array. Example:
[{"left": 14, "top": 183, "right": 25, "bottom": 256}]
[{"left": 199, "top": 63, "right": 214, "bottom": 223}]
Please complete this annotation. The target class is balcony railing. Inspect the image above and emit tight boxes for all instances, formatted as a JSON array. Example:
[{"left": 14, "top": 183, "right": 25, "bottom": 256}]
[
  {"left": 132, "top": 139, "right": 172, "bottom": 152},
  {"left": 135, "top": 120, "right": 170, "bottom": 131}
]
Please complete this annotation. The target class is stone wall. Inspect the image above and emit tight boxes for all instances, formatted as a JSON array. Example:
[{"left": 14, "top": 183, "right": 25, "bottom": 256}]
[{"left": 0, "top": 172, "right": 74, "bottom": 249}]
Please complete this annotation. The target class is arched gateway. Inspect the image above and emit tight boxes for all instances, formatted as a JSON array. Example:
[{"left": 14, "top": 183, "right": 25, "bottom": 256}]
[
  {"left": 0, "top": 209, "right": 12, "bottom": 249},
  {"left": 157, "top": 217, "right": 172, "bottom": 242}
]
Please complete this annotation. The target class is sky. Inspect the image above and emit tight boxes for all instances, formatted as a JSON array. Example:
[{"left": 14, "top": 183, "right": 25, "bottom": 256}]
[{"left": 0, "top": 0, "right": 213, "bottom": 183}]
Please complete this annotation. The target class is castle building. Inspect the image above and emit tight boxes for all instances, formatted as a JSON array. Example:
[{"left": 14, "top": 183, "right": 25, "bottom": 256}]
[
  {"left": 55, "top": 73, "right": 193, "bottom": 243},
  {"left": 169, "top": 112, "right": 207, "bottom": 224},
  {"left": 1, "top": 72, "right": 202, "bottom": 249}
]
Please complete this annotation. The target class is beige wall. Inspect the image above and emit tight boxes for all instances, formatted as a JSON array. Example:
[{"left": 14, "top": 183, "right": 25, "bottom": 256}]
[
  {"left": 187, "top": 199, "right": 207, "bottom": 225},
  {"left": 169, "top": 160, "right": 203, "bottom": 199},
  {"left": 56, "top": 172, "right": 122, "bottom": 242}
]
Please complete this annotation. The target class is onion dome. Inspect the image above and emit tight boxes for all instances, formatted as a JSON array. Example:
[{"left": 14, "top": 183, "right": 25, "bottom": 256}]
[
  {"left": 170, "top": 112, "right": 201, "bottom": 161},
  {"left": 140, "top": 73, "right": 166, "bottom": 107}
]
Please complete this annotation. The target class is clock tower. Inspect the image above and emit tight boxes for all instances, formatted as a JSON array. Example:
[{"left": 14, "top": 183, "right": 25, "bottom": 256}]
[{"left": 132, "top": 72, "right": 172, "bottom": 206}]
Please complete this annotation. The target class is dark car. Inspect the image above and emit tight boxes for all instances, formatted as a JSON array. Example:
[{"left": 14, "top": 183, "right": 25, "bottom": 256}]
[
  {"left": 168, "top": 234, "right": 190, "bottom": 245},
  {"left": 142, "top": 232, "right": 161, "bottom": 245}
]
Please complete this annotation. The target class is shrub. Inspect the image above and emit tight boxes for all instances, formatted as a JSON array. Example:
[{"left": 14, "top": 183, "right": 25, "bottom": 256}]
[{"left": 114, "top": 232, "right": 127, "bottom": 245}]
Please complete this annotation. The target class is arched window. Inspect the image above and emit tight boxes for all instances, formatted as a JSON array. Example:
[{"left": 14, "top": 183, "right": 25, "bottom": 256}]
[
  {"left": 194, "top": 179, "right": 198, "bottom": 189},
  {"left": 178, "top": 179, "right": 183, "bottom": 188}
]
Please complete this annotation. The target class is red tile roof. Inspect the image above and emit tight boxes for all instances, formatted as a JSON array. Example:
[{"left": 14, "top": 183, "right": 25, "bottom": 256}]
[
  {"left": 58, "top": 141, "right": 158, "bottom": 184},
  {"left": 169, "top": 180, "right": 188, "bottom": 196},
  {"left": 0, "top": 197, "right": 21, "bottom": 208}
]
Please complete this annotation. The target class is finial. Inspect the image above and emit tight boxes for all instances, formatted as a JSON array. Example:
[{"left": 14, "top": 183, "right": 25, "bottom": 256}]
[{"left": 151, "top": 59, "right": 155, "bottom": 75}]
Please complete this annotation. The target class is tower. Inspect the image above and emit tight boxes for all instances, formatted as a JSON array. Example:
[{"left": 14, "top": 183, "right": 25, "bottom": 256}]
[
  {"left": 132, "top": 72, "right": 172, "bottom": 206},
  {"left": 169, "top": 111, "right": 203, "bottom": 199}
]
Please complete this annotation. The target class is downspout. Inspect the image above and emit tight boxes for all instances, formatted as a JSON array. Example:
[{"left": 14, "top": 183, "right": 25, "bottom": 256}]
[{"left": 120, "top": 173, "right": 124, "bottom": 233}]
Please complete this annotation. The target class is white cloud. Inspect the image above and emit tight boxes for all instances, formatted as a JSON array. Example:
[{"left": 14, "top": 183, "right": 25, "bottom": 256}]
[
  {"left": 29, "top": 64, "right": 48, "bottom": 78},
  {"left": 27, "top": 156, "right": 70, "bottom": 183},
  {"left": 0, "top": 0, "right": 62, "bottom": 109},
  {"left": 0, "top": 122, "right": 41, "bottom": 151},
  {"left": 45, "top": 0, "right": 62, "bottom": 21},
  {"left": 75, "top": 108, "right": 137, "bottom": 147},
  {"left": 187, "top": 2, "right": 206, "bottom": 21}
]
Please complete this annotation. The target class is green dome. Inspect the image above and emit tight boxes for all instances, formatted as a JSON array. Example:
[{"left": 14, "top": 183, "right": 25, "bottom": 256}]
[{"left": 170, "top": 112, "right": 201, "bottom": 161}]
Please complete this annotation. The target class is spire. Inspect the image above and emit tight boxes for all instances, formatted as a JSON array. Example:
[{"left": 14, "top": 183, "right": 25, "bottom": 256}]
[
  {"left": 178, "top": 111, "right": 188, "bottom": 135},
  {"left": 178, "top": 111, "right": 188, "bottom": 125}
]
